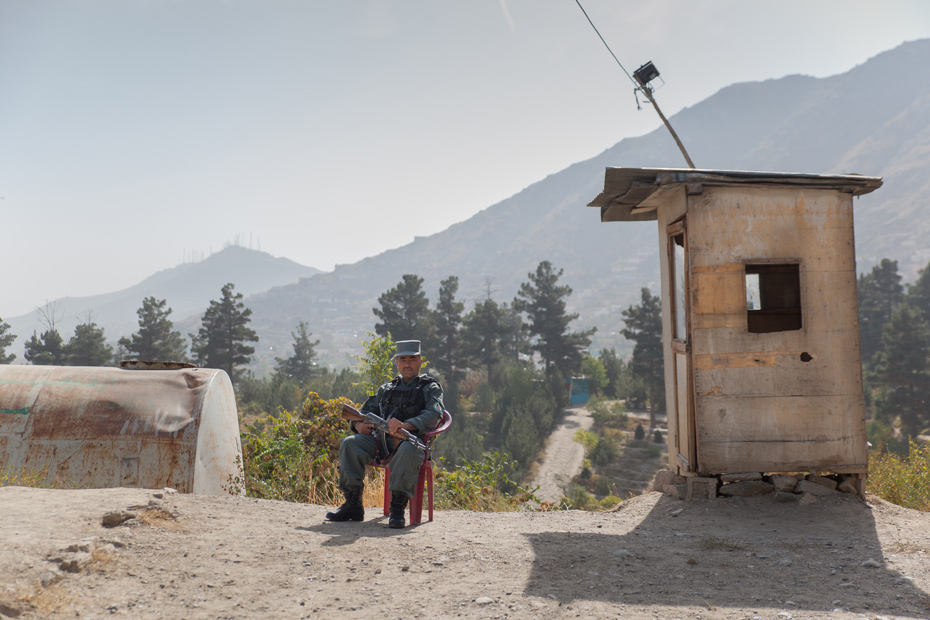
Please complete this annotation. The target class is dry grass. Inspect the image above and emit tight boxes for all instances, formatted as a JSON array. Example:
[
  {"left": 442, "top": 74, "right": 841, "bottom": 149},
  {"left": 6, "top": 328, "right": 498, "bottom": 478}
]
[
  {"left": 307, "top": 466, "right": 385, "bottom": 508},
  {"left": 137, "top": 506, "right": 186, "bottom": 531},
  {"left": 698, "top": 535, "right": 745, "bottom": 551}
]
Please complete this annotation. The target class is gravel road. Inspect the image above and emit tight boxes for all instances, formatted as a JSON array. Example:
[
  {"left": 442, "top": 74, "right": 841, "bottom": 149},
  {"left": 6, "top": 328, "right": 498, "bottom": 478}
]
[{"left": 530, "top": 406, "right": 592, "bottom": 503}]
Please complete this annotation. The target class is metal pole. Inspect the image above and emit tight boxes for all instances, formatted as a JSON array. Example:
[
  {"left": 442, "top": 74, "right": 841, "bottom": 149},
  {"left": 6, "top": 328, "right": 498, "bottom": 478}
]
[{"left": 638, "top": 84, "right": 696, "bottom": 169}]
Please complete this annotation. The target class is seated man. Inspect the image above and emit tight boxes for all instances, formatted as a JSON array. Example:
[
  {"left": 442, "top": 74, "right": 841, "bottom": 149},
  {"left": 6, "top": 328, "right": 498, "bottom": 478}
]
[{"left": 326, "top": 339, "right": 443, "bottom": 528}]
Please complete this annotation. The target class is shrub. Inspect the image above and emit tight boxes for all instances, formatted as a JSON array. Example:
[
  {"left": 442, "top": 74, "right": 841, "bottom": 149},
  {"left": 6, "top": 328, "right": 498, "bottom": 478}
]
[
  {"left": 433, "top": 452, "right": 538, "bottom": 511},
  {"left": 634, "top": 423, "right": 645, "bottom": 441},
  {"left": 240, "top": 391, "right": 386, "bottom": 506},
  {"left": 653, "top": 429, "right": 663, "bottom": 443},
  {"left": 869, "top": 440, "right": 930, "bottom": 511}
]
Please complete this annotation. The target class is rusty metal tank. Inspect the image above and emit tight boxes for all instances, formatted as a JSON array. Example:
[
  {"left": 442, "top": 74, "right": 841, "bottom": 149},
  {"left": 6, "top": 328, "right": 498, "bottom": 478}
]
[{"left": 0, "top": 364, "right": 242, "bottom": 495}]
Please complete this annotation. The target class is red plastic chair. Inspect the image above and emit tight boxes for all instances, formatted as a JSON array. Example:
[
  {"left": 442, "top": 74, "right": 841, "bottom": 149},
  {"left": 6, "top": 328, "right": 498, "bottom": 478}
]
[{"left": 381, "top": 409, "right": 452, "bottom": 525}]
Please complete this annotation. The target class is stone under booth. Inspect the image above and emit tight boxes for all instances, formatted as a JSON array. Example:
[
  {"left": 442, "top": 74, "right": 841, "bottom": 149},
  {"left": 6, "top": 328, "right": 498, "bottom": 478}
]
[
  {"left": 0, "top": 363, "right": 243, "bottom": 495},
  {"left": 587, "top": 168, "right": 883, "bottom": 499}
]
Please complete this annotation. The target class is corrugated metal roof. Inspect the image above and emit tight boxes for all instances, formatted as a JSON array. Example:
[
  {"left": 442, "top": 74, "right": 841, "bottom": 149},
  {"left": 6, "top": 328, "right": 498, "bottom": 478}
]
[{"left": 587, "top": 168, "right": 883, "bottom": 222}]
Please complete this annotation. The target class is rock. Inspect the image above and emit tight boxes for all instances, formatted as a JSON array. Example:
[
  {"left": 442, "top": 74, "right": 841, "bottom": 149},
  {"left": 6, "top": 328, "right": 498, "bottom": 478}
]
[
  {"left": 795, "top": 480, "right": 836, "bottom": 497},
  {"left": 778, "top": 558, "right": 792, "bottom": 566},
  {"left": 720, "top": 472, "right": 762, "bottom": 483},
  {"left": 686, "top": 477, "right": 718, "bottom": 500},
  {"left": 163, "top": 487, "right": 178, "bottom": 495},
  {"left": 862, "top": 558, "right": 882, "bottom": 568},
  {"left": 653, "top": 469, "right": 686, "bottom": 491},
  {"left": 152, "top": 492, "right": 164, "bottom": 499},
  {"left": 59, "top": 552, "right": 92, "bottom": 573},
  {"left": 774, "top": 491, "right": 800, "bottom": 503},
  {"left": 686, "top": 557, "right": 697, "bottom": 565},
  {"left": 475, "top": 597, "right": 495, "bottom": 605},
  {"left": 38, "top": 569, "right": 64, "bottom": 587},
  {"left": 63, "top": 538, "right": 96, "bottom": 553},
  {"left": 806, "top": 474, "right": 838, "bottom": 490},
  {"left": 663, "top": 484, "right": 687, "bottom": 500},
  {"left": 837, "top": 480, "right": 858, "bottom": 494},
  {"left": 669, "top": 508, "right": 684, "bottom": 517},
  {"left": 613, "top": 549, "right": 632, "bottom": 558},
  {"left": 770, "top": 474, "right": 798, "bottom": 492},
  {"left": 0, "top": 602, "right": 22, "bottom": 617},
  {"left": 798, "top": 492, "right": 818, "bottom": 505},
  {"left": 101, "top": 511, "right": 136, "bottom": 528},
  {"left": 718, "top": 481, "right": 774, "bottom": 497}
]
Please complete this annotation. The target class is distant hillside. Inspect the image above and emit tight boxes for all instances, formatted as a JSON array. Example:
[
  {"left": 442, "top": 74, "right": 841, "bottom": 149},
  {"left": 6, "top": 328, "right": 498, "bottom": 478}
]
[
  {"left": 245, "top": 39, "right": 930, "bottom": 371},
  {"left": 5, "top": 246, "right": 321, "bottom": 360},
  {"left": 8, "top": 40, "right": 929, "bottom": 375}
]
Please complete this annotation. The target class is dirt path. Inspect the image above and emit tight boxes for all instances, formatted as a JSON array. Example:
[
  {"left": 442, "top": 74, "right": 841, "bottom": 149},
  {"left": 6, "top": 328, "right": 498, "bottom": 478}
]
[
  {"left": 3, "top": 486, "right": 930, "bottom": 620},
  {"left": 530, "top": 406, "right": 593, "bottom": 503}
]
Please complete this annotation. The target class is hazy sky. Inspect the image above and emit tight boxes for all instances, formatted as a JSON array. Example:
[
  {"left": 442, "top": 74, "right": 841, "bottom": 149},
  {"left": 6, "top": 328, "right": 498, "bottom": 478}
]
[{"left": 2, "top": 1, "right": 930, "bottom": 318}]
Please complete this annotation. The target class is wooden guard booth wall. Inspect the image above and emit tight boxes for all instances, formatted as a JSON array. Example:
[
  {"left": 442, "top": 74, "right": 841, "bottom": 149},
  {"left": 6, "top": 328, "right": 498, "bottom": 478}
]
[{"left": 588, "top": 168, "right": 883, "bottom": 482}]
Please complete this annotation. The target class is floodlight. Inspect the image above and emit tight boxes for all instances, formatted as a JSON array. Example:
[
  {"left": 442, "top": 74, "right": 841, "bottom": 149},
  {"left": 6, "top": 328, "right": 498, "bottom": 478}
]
[{"left": 633, "top": 61, "right": 660, "bottom": 87}]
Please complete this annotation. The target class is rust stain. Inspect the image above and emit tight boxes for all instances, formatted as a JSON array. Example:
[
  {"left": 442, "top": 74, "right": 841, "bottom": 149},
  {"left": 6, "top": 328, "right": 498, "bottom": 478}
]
[{"left": 0, "top": 365, "right": 240, "bottom": 495}]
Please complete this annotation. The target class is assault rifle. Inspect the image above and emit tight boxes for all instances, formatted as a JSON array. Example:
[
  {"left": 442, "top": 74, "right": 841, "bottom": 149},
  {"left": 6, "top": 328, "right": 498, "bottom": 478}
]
[{"left": 340, "top": 404, "right": 429, "bottom": 452}]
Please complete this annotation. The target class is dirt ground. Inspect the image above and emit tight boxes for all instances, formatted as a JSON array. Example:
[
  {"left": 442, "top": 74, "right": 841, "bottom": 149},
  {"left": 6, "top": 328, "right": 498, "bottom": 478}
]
[{"left": 2, "top": 485, "right": 930, "bottom": 620}]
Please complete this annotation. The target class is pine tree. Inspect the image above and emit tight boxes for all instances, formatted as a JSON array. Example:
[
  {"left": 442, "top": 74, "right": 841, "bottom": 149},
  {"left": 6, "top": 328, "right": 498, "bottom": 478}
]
[
  {"left": 65, "top": 321, "right": 114, "bottom": 366},
  {"left": 513, "top": 261, "right": 594, "bottom": 377},
  {"left": 621, "top": 287, "right": 664, "bottom": 427},
  {"left": 908, "top": 259, "right": 930, "bottom": 324},
  {"left": 461, "top": 297, "right": 508, "bottom": 376},
  {"left": 432, "top": 276, "right": 464, "bottom": 383},
  {"left": 0, "top": 318, "right": 16, "bottom": 364},
  {"left": 871, "top": 302, "right": 930, "bottom": 436},
  {"left": 119, "top": 297, "right": 187, "bottom": 361},
  {"left": 858, "top": 259, "right": 905, "bottom": 366},
  {"left": 274, "top": 321, "right": 320, "bottom": 383},
  {"left": 372, "top": 274, "right": 433, "bottom": 345},
  {"left": 23, "top": 330, "right": 66, "bottom": 365},
  {"left": 190, "top": 283, "right": 259, "bottom": 385}
]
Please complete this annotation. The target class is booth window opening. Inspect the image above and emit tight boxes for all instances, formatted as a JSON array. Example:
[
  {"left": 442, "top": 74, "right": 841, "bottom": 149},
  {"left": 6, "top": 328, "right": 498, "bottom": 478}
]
[{"left": 745, "top": 263, "right": 802, "bottom": 333}]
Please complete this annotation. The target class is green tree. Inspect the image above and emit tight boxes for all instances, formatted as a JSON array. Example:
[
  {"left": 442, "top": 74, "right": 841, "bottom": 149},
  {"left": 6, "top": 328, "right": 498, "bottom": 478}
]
[
  {"left": 119, "top": 297, "right": 187, "bottom": 362},
  {"left": 599, "top": 348, "right": 623, "bottom": 398},
  {"left": 858, "top": 259, "right": 905, "bottom": 366},
  {"left": 433, "top": 276, "right": 464, "bottom": 383},
  {"left": 499, "top": 303, "right": 530, "bottom": 363},
  {"left": 65, "top": 321, "right": 114, "bottom": 366},
  {"left": 354, "top": 331, "right": 397, "bottom": 397},
  {"left": 908, "top": 259, "right": 930, "bottom": 324},
  {"left": 621, "top": 288, "right": 664, "bottom": 427},
  {"left": 23, "top": 330, "right": 66, "bottom": 365},
  {"left": 275, "top": 321, "right": 320, "bottom": 383},
  {"left": 513, "top": 261, "right": 594, "bottom": 377},
  {"left": 581, "top": 354, "right": 607, "bottom": 395},
  {"left": 190, "top": 283, "right": 259, "bottom": 385},
  {"left": 461, "top": 297, "right": 508, "bottom": 376},
  {"left": 0, "top": 318, "right": 16, "bottom": 364},
  {"left": 871, "top": 302, "right": 930, "bottom": 436},
  {"left": 373, "top": 274, "right": 433, "bottom": 345}
]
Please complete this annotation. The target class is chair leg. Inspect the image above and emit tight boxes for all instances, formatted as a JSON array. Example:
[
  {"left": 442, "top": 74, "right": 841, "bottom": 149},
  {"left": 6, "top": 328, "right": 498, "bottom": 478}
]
[
  {"left": 409, "top": 464, "right": 427, "bottom": 525},
  {"left": 383, "top": 468, "right": 391, "bottom": 517},
  {"left": 426, "top": 462, "right": 434, "bottom": 522}
]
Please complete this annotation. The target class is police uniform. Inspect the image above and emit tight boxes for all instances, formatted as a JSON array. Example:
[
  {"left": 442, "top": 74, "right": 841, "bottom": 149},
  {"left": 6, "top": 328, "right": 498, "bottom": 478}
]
[{"left": 337, "top": 372, "right": 444, "bottom": 498}]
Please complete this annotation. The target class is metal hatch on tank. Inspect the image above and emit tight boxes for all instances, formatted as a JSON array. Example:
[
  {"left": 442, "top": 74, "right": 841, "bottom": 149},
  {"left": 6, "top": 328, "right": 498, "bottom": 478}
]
[{"left": 0, "top": 364, "right": 243, "bottom": 495}]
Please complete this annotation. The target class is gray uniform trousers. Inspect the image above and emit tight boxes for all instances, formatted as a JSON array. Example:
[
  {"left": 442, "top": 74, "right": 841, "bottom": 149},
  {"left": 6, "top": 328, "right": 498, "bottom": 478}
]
[{"left": 338, "top": 431, "right": 425, "bottom": 498}]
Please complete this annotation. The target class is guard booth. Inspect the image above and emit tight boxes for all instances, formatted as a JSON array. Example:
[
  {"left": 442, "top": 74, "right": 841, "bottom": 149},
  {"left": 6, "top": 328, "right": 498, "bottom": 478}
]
[
  {"left": 588, "top": 168, "right": 882, "bottom": 488},
  {"left": 0, "top": 364, "right": 243, "bottom": 495}
]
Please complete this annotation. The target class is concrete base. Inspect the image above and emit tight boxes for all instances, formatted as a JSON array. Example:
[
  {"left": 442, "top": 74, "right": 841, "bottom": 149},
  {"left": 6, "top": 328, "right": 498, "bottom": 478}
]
[{"left": 686, "top": 476, "right": 718, "bottom": 500}]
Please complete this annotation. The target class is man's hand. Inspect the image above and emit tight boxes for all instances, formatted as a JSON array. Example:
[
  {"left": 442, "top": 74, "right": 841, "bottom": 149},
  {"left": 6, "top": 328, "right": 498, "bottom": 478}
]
[
  {"left": 355, "top": 422, "right": 374, "bottom": 434},
  {"left": 387, "top": 417, "right": 412, "bottom": 439}
]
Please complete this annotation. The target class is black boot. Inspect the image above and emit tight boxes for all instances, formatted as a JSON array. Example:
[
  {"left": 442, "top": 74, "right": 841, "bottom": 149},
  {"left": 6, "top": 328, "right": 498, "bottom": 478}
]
[
  {"left": 325, "top": 487, "right": 364, "bottom": 522},
  {"left": 388, "top": 492, "right": 409, "bottom": 529}
]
